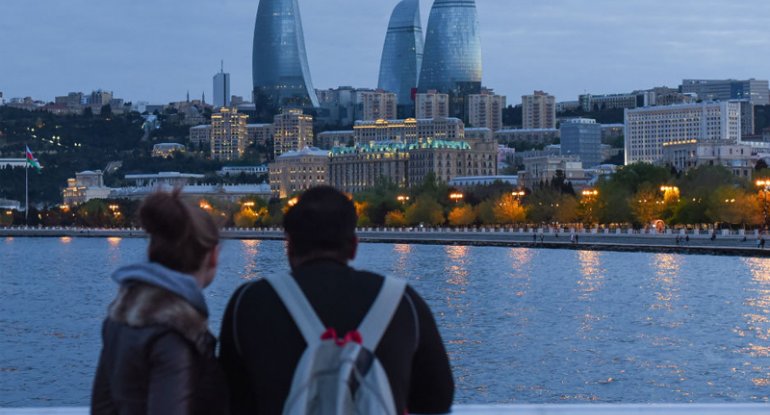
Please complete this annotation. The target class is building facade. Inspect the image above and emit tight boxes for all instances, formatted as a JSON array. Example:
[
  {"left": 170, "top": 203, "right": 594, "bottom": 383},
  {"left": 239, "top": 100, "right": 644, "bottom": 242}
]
[
  {"left": 329, "top": 143, "right": 410, "bottom": 193},
  {"left": 273, "top": 109, "right": 314, "bottom": 158},
  {"left": 268, "top": 147, "right": 329, "bottom": 198},
  {"left": 353, "top": 117, "right": 464, "bottom": 144},
  {"left": 152, "top": 143, "right": 186, "bottom": 158},
  {"left": 252, "top": 0, "right": 319, "bottom": 110},
  {"left": 519, "top": 155, "right": 585, "bottom": 189},
  {"left": 316, "top": 130, "right": 355, "bottom": 149},
  {"left": 247, "top": 123, "right": 274, "bottom": 146},
  {"left": 359, "top": 90, "right": 398, "bottom": 121},
  {"left": 624, "top": 101, "right": 742, "bottom": 165},
  {"left": 189, "top": 125, "right": 212, "bottom": 147},
  {"left": 495, "top": 128, "right": 559, "bottom": 146},
  {"left": 560, "top": 118, "right": 603, "bottom": 167},
  {"left": 415, "top": 90, "right": 449, "bottom": 119},
  {"left": 210, "top": 107, "right": 249, "bottom": 161},
  {"left": 378, "top": 0, "right": 424, "bottom": 107},
  {"left": 522, "top": 90, "right": 556, "bottom": 129},
  {"left": 662, "top": 140, "right": 753, "bottom": 178},
  {"left": 62, "top": 170, "right": 112, "bottom": 206},
  {"left": 680, "top": 79, "right": 770, "bottom": 105},
  {"left": 418, "top": 0, "right": 482, "bottom": 118},
  {"left": 467, "top": 89, "right": 505, "bottom": 131},
  {"left": 213, "top": 65, "right": 231, "bottom": 108}
]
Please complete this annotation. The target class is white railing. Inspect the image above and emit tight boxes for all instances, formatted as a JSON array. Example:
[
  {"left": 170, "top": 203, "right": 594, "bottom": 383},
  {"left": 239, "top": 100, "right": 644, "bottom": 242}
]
[{"left": 2, "top": 405, "right": 769, "bottom": 415}]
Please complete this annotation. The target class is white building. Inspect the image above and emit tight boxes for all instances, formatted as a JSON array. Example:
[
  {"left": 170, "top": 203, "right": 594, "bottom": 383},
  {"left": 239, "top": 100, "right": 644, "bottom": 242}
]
[
  {"left": 217, "top": 165, "right": 268, "bottom": 176},
  {"left": 273, "top": 109, "right": 314, "bottom": 158},
  {"left": 152, "top": 143, "right": 186, "bottom": 158},
  {"left": 189, "top": 125, "right": 212, "bottom": 147},
  {"left": 662, "top": 140, "right": 753, "bottom": 179},
  {"left": 353, "top": 117, "right": 464, "bottom": 144},
  {"left": 624, "top": 101, "right": 742, "bottom": 165},
  {"left": 62, "top": 170, "right": 112, "bottom": 205},
  {"left": 211, "top": 107, "right": 248, "bottom": 160},
  {"left": 358, "top": 90, "right": 397, "bottom": 121},
  {"left": 268, "top": 147, "right": 329, "bottom": 198}
]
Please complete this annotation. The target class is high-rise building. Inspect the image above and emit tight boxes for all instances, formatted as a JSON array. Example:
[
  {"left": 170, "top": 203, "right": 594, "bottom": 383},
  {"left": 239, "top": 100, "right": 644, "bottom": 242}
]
[
  {"left": 415, "top": 90, "right": 449, "bottom": 119},
  {"left": 252, "top": 0, "right": 319, "bottom": 111},
  {"left": 210, "top": 107, "right": 249, "bottom": 161},
  {"left": 378, "top": 0, "right": 424, "bottom": 107},
  {"left": 358, "top": 90, "right": 398, "bottom": 121},
  {"left": 419, "top": 0, "right": 482, "bottom": 118},
  {"left": 560, "top": 118, "right": 603, "bottom": 168},
  {"left": 624, "top": 102, "right": 742, "bottom": 165},
  {"left": 273, "top": 109, "right": 314, "bottom": 158},
  {"left": 467, "top": 89, "right": 505, "bottom": 131},
  {"left": 680, "top": 79, "right": 769, "bottom": 105},
  {"left": 522, "top": 91, "right": 556, "bottom": 129},
  {"left": 213, "top": 62, "right": 231, "bottom": 108}
]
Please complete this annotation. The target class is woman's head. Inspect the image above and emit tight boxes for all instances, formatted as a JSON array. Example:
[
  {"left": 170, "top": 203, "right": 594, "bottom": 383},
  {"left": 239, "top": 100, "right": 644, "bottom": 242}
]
[{"left": 139, "top": 189, "right": 220, "bottom": 284}]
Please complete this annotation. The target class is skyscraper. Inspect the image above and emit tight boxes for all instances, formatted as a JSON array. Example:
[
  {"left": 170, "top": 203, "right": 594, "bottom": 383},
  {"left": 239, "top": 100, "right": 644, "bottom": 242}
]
[
  {"left": 213, "top": 61, "right": 230, "bottom": 108},
  {"left": 252, "top": 0, "right": 319, "bottom": 112},
  {"left": 378, "top": 0, "right": 424, "bottom": 107},
  {"left": 418, "top": 0, "right": 482, "bottom": 98}
]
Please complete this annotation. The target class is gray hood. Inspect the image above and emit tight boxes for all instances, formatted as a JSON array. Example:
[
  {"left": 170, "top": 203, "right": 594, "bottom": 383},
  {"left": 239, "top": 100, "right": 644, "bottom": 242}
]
[{"left": 112, "top": 262, "right": 208, "bottom": 317}]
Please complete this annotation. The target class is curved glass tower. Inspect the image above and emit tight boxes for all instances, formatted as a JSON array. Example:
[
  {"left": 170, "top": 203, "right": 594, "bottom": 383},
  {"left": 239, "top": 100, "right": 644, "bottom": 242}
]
[
  {"left": 378, "top": 0, "right": 424, "bottom": 106},
  {"left": 418, "top": 0, "right": 482, "bottom": 94},
  {"left": 252, "top": 0, "right": 319, "bottom": 110}
]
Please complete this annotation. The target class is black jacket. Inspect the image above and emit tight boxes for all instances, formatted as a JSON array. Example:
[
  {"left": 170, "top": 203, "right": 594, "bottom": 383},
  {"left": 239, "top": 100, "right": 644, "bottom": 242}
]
[
  {"left": 91, "top": 281, "right": 227, "bottom": 415},
  {"left": 219, "top": 260, "right": 454, "bottom": 414}
]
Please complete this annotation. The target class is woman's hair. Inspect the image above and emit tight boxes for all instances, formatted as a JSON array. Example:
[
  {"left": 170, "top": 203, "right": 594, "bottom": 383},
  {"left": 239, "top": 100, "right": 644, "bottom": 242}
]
[{"left": 139, "top": 189, "right": 220, "bottom": 273}]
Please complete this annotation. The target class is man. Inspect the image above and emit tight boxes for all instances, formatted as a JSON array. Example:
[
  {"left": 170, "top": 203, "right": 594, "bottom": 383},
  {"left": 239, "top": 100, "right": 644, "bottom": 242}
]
[{"left": 219, "top": 186, "right": 454, "bottom": 414}]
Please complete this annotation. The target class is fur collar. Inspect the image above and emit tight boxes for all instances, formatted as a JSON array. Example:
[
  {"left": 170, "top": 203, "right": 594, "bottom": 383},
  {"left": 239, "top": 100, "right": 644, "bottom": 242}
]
[{"left": 109, "top": 282, "right": 214, "bottom": 355}]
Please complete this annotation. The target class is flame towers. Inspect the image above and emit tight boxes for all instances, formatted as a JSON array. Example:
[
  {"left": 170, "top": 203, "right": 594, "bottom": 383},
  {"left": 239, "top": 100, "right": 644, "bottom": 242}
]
[
  {"left": 378, "top": 0, "right": 424, "bottom": 107},
  {"left": 252, "top": 0, "right": 319, "bottom": 111},
  {"left": 419, "top": 0, "right": 482, "bottom": 117}
]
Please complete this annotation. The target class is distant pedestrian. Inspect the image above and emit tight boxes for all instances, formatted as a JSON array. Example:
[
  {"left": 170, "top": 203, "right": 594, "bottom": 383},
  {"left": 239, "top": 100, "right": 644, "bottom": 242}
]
[
  {"left": 761, "top": 237, "right": 766, "bottom": 249},
  {"left": 675, "top": 235, "right": 680, "bottom": 245},
  {"left": 539, "top": 233, "right": 545, "bottom": 243},
  {"left": 710, "top": 230, "right": 717, "bottom": 241},
  {"left": 532, "top": 233, "right": 537, "bottom": 244},
  {"left": 685, "top": 234, "right": 690, "bottom": 244},
  {"left": 575, "top": 234, "right": 579, "bottom": 244}
]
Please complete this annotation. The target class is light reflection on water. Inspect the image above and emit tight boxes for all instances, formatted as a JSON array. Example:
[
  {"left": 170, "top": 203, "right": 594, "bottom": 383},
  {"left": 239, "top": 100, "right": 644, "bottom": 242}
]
[
  {"left": 3, "top": 238, "right": 770, "bottom": 405},
  {"left": 741, "top": 258, "right": 770, "bottom": 389}
]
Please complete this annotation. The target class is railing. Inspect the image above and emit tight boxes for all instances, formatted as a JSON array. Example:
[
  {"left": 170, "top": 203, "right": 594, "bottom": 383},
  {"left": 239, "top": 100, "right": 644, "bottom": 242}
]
[{"left": 2, "top": 405, "right": 769, "bottom": 414}]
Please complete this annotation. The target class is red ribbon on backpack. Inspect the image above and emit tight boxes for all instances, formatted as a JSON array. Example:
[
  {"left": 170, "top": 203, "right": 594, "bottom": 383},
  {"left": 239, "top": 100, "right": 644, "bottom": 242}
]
[{"left": 321, "top": 328, "right": 362, "bottom": 346}]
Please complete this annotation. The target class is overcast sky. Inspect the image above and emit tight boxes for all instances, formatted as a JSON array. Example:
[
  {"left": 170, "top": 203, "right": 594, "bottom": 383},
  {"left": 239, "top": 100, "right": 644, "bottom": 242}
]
[{"left": 1, "top": 0, "right": 768, "bottom": 105}]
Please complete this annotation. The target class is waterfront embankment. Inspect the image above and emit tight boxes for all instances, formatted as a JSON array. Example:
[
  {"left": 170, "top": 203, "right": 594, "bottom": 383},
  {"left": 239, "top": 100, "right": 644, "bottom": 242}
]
[{"left": 2, "top": 226, "right": 770, "bottom": 257}]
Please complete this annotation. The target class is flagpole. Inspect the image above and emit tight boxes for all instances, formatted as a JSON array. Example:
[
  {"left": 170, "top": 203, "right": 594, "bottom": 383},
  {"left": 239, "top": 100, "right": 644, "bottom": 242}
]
[{"left": 25, "top": 154, "right": 29, "bottom": 226}]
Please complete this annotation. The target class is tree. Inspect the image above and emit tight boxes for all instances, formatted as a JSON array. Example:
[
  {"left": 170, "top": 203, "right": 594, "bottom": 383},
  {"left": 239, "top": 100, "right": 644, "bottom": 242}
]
[
  {"left": 448, "top": 205, "right": 476, "bottom": 226},
  {"left": 629, "top": 184, "right": 665, "bottom": 226},
  {"left": 475, "top": 200, "right": 496, "bottom": 225},
  {"left": 555, "top": 195, "right": 580, "bottom": 223},
  {"left": 404, "top": 196, "right": 444, "bottom": 226},
  {"left": 384, "top": 210, "right": 407, "bottom": 227},
  {"left": 493, "top": 194, "right": 526, "bottom": 224}
]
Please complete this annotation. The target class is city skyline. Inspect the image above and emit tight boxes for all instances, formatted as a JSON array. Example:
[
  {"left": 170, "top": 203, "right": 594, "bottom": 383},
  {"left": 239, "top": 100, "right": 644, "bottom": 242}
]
[{"left": 1, "top": 0, "right": 768, "bottom": 105}]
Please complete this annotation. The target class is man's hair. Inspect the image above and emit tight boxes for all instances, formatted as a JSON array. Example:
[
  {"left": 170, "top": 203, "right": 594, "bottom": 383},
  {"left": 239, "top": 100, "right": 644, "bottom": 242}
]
[{"left": 283, "top": 186, "right": 357, "bottom": 257}]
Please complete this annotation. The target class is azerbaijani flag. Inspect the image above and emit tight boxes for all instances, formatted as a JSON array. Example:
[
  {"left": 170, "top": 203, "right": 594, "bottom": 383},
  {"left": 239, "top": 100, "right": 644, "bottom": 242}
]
[{"left": 25, "top": 145, "right": 42, "bottom": 172}]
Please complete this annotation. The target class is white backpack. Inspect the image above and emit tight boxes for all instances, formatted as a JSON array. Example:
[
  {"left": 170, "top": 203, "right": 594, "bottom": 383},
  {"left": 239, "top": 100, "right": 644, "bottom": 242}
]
[{"left": 264, "top": 273, "right": 406, "bottom": 415}]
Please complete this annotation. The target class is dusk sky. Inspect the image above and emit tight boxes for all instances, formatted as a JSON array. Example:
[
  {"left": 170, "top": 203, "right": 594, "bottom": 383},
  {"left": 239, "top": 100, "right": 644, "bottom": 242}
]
[{"left": 1, "top": 0, "right": 768, "bottom": 105}]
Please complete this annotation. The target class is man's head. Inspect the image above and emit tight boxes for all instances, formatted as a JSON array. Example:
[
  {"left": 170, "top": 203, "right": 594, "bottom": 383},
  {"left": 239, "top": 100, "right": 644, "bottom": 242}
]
[{"left": 283, "top": 186, "right": 358, "bottom": 267}]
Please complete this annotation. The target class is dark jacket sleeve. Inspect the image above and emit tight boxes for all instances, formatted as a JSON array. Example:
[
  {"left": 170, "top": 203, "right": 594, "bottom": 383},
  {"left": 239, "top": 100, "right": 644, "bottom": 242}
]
[
  {"left": 405, "top": 287, "right": 454, "bottom": 414},
  {"left": 91, "top": 348, "right": 117, "bottom": 414},
  {"left": 219, "top": 283, "right": 259, "bottom": 414},
  {"left": 146, "top": 332, "right": 197, "bottom": 415}
]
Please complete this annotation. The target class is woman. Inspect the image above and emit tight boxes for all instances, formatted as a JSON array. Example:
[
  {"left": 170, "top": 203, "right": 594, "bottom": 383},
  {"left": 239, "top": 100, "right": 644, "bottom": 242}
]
[{"left": 92, "top": 190, "right": 226, "bottom": 414}]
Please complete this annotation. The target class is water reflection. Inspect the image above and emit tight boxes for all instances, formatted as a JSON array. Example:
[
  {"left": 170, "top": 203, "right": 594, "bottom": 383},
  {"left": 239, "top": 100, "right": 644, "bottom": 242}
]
[
  {"left": 740, "top": 258, "right": 770, "bottom": 388},
  {"left": 106, "top": 237, "right": 122, "bottom": 265},
  {"left": 445, "top": 245, "right": 469, "bottom": 287},
  {"left": 508, "top": 248, "right": 533, "bottom": 299},
  {"left": 60, "top": 237, "right": 72, "bottom": 244},
  {"left": 651, "top": 254, "right": 682, "bottom": 312},
  {"left": 392, "top": 244, "right": 412, "bottom": 277},
  {"left": 576, "top": 250, "right": 605, "bottom": 335},
  {"left": 4, "top": 237, "right": 13, "bottom": 243},
  {"left": 239, "top": 240, "right": 261, "bottom": 280}
]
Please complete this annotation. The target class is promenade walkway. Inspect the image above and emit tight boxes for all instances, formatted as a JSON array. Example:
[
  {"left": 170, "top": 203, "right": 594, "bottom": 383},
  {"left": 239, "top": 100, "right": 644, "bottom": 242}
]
[{"left": 2, "top": 226, "right": 769, "bottom": 257}]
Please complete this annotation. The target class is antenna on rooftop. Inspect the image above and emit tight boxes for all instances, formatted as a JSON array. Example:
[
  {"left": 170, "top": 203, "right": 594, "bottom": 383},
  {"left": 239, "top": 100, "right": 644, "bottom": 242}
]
[{"left": 221, "top": 60, "right": 224, "bottom": 73}]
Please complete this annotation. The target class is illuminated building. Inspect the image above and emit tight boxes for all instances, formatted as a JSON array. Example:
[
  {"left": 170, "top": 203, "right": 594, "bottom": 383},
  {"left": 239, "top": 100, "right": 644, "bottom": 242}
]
[
  {"left": 269, "top": 147, "right": 329, "bottom": 198},
  {"left": 252, "top": 0, "right": 319, "bottom": 110},
  {"left": 329, "top": 142, "right": 410, "bottom": 193},
  {"left": 210, "top": 107, "right": 248, "bottom": 161},
  {"left": 353, "top": 117, "right": 464, "bottom": 144},
  {"left": 273, "top": 109, "right": 314, "bottom": 158}
]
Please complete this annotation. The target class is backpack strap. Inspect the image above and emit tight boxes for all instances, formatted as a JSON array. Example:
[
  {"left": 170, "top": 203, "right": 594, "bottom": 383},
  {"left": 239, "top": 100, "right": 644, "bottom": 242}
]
[
  {"left": 264, "top": 274, "right": 325, "bottom": 345},
  {"left": 358, "top": 277, "right": 407, "bottom": 350}
]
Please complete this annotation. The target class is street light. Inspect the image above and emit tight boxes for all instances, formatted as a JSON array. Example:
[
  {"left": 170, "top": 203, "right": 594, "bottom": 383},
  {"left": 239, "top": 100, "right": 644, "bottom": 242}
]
[
  {"left": 396, "top": 195, "right": 410, "bottom": 204},
  {"left": 449, "top": 192, "right": 464, "bottom": 203},
  {"left": 756, "top": 179, "right": 770, "bottom": 229},
  {"left": 512, "top": 190, "right": 526, "bottom": 201},
  {"left": 581, "top": 189, "right": 599, "bottom": 226}
]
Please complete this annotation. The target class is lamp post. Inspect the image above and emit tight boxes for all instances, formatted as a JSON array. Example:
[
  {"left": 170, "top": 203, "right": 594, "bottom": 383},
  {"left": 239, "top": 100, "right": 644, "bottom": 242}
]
[
  {"left": 756, "top": 179, "right": 770, "bottom": 229},
  {"left": 449, "top": 192, "right": 464, "bottom": 204},
  {"left": 512, "top": 190, "right": 526, "bottom": 201},
  {"left": 396, "top": 195, "right": 410, "bottom": 204},
  {"left": 581, "top": 189, "right": 599, "bottom": 226}
]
